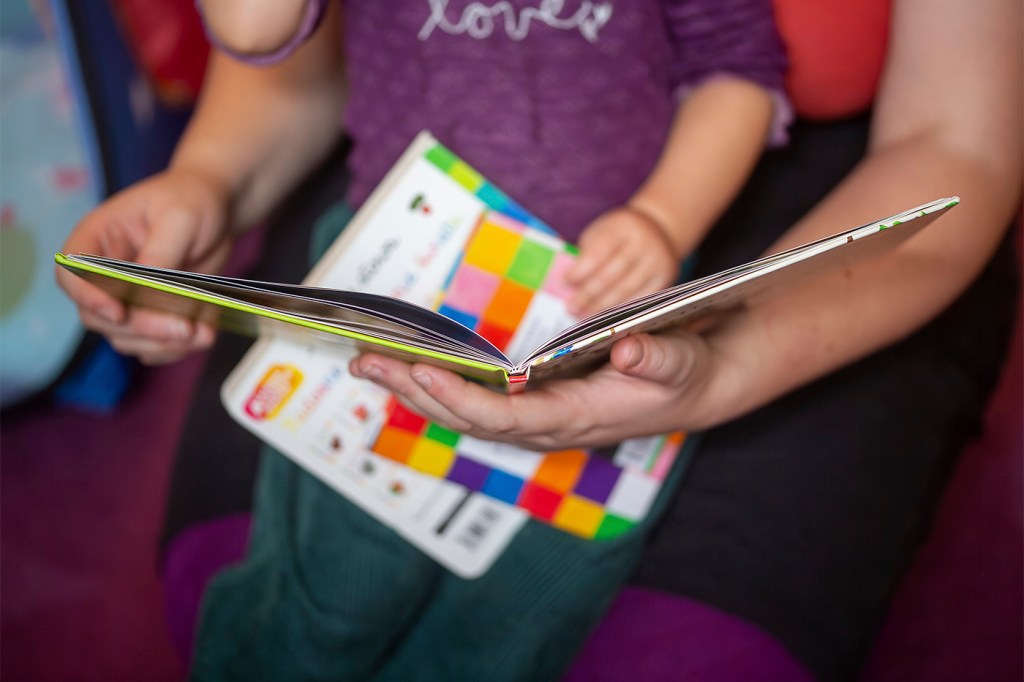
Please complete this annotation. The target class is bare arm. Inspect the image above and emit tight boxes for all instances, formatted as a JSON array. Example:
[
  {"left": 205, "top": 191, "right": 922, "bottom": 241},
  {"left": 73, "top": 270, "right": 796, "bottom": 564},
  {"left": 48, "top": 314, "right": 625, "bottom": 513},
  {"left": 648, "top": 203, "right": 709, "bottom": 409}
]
[
  {"left": 632, "top": 77, "right": 775, "bottom": 258},
  {"left": 56, "top": 4, "right": 344, "bottom": 363},
  {"left": 567, "top": 76, "right": 775, "bottom": 314},
  {"left": 694, "top": 0, "right": 1023, "bottom": 427},
  {"left": 174, "top": 1, "right": 345, "bottom": 228}
]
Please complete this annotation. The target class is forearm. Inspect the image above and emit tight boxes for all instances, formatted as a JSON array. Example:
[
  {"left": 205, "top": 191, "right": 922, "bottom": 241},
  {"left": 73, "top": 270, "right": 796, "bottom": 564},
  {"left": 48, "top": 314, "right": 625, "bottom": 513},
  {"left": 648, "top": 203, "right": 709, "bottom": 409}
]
[
  {"left": 692, "top": 130, "right": 1021, "bottom": 430},
  {"left": 170, "top": 4, "right": 344, "bottom": 228},
  {"left": 682, "top": 0, "right": 1022, "bottom": 429},
  {"left": 630, "top": 76, "right": 774, "bottom": 258}
]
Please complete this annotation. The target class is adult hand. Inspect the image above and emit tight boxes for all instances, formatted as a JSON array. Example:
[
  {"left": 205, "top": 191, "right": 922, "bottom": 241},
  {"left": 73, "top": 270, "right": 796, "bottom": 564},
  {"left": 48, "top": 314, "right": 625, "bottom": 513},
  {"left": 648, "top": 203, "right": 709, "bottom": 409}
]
[
  {"left": 56, "top": 168, "right": 234, "bottom": 364},
  {"left": 350, "top": 327, "right": 730, "bottom": 450},
  {"left": 564, "top": 206, "right": 681, "bottom": 318}
]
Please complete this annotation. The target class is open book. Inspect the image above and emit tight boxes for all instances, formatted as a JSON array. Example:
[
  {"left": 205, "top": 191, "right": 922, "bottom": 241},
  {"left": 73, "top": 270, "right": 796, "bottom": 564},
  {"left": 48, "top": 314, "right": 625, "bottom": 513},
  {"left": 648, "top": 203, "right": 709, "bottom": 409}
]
[{"left": 56, "top": 133, "right": 958, "bottom": 393}]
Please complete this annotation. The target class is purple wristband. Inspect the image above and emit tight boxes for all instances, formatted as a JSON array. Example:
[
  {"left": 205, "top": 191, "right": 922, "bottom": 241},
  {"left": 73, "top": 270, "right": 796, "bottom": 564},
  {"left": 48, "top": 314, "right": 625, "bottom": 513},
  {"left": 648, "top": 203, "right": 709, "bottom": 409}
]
[{"left": 196, "top": 0, "right": 329, "bottom": 66}]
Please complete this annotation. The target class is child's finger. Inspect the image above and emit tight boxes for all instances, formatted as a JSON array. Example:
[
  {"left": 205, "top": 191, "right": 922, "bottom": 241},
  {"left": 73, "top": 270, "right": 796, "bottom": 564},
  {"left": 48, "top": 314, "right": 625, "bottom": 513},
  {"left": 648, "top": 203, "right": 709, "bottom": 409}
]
[
  {"left": 570, "top": 251, "right": 637, "bottom": 314},
  {"left": 577, "top": 265, "right": 652, "bottom": 315},
  {"left": 564, "top": 241, "right": 608, "bottom": 285}
]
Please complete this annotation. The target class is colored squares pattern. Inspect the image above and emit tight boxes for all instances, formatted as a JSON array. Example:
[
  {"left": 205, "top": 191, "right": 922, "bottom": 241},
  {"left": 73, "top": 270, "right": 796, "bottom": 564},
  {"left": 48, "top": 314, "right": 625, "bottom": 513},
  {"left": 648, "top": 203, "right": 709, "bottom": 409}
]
[
  {"left": 362, "top": 185, "right": 668, "bottom": 539},
  {"left": 425, "top": 142, "right": 556, "bottom": 233},
  {"left": 369, "top": 395, "right": 658, "bottom": 540},
  {"left": 438, "top": 216, "right": 567, "bottom": 352}
]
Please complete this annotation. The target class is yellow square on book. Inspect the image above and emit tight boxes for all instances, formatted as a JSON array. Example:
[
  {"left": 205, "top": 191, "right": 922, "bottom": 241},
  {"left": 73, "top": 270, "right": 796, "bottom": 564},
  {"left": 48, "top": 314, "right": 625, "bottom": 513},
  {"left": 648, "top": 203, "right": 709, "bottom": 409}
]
[
  {"left": 407, "top": 439, "right": 456, "bottom": 477},
  {"left": 463, "top": 220, "right": 521, "bottom": 275},
  {"left": 553, "top": 495, "right": 605, "bottom": 538}
]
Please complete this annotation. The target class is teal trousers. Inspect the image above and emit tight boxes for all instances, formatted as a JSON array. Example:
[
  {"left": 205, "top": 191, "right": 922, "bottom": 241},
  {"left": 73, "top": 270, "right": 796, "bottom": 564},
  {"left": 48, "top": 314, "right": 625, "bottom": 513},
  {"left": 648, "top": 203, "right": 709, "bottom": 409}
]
[{"left": 191, "top": 204, "right": 695, "bottom": 681}]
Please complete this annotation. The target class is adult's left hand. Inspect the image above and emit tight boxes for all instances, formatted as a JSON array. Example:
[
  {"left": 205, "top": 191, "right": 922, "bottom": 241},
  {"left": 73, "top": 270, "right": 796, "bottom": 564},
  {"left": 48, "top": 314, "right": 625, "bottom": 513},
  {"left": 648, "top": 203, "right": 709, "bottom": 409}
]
[{"left": 349, "top": 328, "right": 727, "bottom": 450}]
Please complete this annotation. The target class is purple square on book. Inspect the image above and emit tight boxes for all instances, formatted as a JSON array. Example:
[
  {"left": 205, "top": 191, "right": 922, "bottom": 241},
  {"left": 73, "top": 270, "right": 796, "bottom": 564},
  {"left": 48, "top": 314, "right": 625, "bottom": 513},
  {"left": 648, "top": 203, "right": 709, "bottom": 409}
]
[
  {"left": 573, "top": 456, "right": 621, "bottom": 504},
  {"left": 447, "top": 456, "right": 491, "bottom": 491}
]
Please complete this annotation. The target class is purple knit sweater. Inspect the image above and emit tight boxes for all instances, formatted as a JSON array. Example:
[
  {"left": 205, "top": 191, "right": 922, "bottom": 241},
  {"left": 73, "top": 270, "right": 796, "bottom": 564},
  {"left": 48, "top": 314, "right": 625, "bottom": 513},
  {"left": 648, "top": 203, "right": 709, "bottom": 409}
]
[{"left": 204, "top": 0, "right": 788, "bottom": 241}]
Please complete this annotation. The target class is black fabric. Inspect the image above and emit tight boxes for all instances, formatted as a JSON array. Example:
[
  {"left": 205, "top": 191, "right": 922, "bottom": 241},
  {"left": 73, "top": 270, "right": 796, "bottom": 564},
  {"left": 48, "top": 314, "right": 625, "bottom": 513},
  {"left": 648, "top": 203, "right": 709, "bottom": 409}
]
[
  {"left": 159, "top": 140, "right": 351, "bottom": 552},
  {"left": 631, "top": 115, "right": 1020, "bottom": 682}
]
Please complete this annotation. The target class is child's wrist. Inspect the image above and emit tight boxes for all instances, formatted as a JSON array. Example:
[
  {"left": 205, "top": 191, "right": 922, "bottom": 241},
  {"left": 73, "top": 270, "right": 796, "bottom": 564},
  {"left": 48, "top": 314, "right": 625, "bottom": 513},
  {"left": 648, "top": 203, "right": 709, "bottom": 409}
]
[{"left": 624, "top": 197, "right": 694, "bottom": 260}]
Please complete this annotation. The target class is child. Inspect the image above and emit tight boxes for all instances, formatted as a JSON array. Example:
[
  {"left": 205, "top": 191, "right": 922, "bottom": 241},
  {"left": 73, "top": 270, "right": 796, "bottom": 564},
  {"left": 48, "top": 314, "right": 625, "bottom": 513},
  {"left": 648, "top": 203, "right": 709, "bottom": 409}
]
[{"left": 58, "top": 1, "right": 789, "bottom": 679}]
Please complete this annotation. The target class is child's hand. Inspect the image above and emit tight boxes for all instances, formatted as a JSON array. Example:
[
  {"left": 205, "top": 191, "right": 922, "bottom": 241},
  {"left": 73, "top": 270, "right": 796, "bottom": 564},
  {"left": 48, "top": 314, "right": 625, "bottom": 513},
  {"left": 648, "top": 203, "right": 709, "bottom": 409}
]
[
  {"left": 564, "top": 206, "right": 681, "bottom": 317},
  {"left": 55, "top": 168, "right": 234, "bottom": 364}
]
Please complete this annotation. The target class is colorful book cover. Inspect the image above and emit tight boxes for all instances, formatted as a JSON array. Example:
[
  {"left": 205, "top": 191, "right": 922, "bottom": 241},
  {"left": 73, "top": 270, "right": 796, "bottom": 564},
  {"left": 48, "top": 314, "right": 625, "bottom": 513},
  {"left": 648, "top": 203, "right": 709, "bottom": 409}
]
[{"left": 219, "top": 132, "right": 686, "bottom": 574}]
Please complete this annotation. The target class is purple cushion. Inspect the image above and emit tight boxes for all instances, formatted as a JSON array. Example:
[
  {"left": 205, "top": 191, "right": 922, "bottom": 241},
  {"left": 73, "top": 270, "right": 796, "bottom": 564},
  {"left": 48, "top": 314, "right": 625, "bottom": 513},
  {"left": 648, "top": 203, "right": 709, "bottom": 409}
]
[
  {"left": 161, "top": 516, "right": 808, "bottom": 680},
  {"left": 161, "top": 513, "right": 251, "bottom": 665},
  {"left": 563, "top": 586, "right": 812, "bottom": 681}
]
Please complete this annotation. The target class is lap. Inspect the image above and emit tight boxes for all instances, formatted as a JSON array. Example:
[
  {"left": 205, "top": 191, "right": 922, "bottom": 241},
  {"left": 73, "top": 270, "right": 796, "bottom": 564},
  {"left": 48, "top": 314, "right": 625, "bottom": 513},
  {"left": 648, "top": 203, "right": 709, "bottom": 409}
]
[{"left": 631, "top": 116, "right": 1019, "bottom": 682}]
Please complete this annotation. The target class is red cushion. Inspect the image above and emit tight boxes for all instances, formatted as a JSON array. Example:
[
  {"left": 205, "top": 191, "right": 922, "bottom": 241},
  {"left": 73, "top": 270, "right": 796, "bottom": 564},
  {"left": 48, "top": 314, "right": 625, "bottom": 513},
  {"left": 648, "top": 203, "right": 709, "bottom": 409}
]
[
  {"left": 773, "top": 0, "right": 892, "bottom": 120},
  {"left": 111, "top": 0, "right": 210, "bottom": 105}
]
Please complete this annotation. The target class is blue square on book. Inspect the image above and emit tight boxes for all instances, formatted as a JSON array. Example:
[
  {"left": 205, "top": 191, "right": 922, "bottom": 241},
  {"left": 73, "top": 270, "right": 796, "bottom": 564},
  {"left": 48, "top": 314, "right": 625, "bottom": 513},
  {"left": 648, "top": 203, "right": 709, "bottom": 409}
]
[
  {"left": 499, "top": 200, "right": 534, "bottom": 227},
  {"left": 475, "top": 181, "right": 508, "bottom": 211},
  {"left": 438, "top": 304, "right": 478, "bottom": 331},
  {"left": 482, "top": 469, "right": 524, "bottom": 505}
]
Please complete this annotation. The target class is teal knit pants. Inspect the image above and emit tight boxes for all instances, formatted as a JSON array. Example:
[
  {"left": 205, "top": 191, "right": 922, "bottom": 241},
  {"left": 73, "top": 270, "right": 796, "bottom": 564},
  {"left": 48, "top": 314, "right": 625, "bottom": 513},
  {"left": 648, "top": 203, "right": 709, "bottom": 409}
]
[{"left": 191, "top": 204, "right": 695, "bottom": 681}]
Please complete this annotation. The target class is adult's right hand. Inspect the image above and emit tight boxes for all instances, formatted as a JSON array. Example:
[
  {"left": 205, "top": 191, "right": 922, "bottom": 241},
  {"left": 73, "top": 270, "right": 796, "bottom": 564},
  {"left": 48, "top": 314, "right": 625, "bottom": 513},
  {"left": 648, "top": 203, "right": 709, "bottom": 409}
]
[{"left": 56, "top": 168, "right": 234, "bottom": 364}]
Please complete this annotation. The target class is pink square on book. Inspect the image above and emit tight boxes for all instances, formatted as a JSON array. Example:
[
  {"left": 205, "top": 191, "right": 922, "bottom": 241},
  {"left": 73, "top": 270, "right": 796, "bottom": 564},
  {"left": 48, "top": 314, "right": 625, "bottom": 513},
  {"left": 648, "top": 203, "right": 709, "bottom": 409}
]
[
  {"left": 444, "top": 265, "right": 501, "bottom": 316},
  {"left": 542, "top": 252, "right": 576, "bottom": 300}
]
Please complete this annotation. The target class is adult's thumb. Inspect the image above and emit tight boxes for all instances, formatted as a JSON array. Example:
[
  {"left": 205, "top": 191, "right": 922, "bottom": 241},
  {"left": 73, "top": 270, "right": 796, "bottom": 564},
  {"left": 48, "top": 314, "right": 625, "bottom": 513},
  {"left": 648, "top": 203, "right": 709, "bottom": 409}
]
[{"left": 611, "top": 330, "right": 703, "bottom": 387}]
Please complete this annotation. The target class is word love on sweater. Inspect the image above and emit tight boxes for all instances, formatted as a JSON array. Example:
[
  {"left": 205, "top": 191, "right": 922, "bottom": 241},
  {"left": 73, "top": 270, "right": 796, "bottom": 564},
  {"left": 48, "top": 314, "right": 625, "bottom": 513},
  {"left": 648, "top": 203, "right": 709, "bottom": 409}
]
[{"left": 418, "top": 0, "right": 614, "bottom": 43}]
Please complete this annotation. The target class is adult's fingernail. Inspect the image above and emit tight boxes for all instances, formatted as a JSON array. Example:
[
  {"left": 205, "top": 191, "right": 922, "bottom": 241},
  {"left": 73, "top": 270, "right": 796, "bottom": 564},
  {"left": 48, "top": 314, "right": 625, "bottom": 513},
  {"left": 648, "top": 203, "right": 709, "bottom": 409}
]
[
  {"left": 412, "top": 371, "right": 432, "bottom": 389},
  {"left": 623, "top": 342, "right": 644, "bottom": 370},
  {"left": 360, "top": 363, "right": 383, "bottom": 380}
]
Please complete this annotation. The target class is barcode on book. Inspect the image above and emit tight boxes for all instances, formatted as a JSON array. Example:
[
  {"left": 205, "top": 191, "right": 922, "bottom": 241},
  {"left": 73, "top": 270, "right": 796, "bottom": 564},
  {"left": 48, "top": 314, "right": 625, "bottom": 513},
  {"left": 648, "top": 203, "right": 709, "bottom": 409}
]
[{"left": 455, "top": 504, "right": 502, "bottom": 551}]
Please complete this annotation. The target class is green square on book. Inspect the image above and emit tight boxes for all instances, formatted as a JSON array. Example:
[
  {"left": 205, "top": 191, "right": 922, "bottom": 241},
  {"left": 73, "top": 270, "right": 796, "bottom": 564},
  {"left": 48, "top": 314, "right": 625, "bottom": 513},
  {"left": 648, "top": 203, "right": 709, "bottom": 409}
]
[
  {"left": 425, "top": 145, "right": 457, "bottom": 171},
  {"left": 426, "top": 423, "right": 461, "bottom": 448},
  {"left": 507, "top": 240, "right": 555, "bottom": 289},
  {"left": 594, "top": 513, "right": 636, "bottom": 540},
  {"left": 448, "top": 161, "right": 483, "bottom": 192}
]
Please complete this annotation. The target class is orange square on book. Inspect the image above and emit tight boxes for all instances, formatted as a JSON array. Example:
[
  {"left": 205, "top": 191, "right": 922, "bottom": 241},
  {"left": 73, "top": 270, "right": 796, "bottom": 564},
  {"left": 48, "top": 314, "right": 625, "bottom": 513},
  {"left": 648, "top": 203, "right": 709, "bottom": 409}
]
[
  {"left": 483, "top": 280, "right": 534, "bottom": 330},
  {"left": 373, "top": 427, "right": 418, "bottom": 464},
  {"left": 533, "top": 450, "right": 587, "bottom": 493}
]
